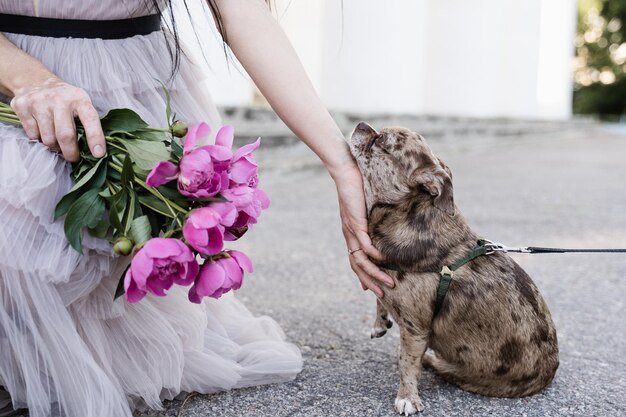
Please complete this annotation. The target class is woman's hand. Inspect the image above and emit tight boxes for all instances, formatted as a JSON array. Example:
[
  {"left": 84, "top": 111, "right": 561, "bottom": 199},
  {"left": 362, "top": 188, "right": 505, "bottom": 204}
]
[
  {"left": 333, "top": 158, "right": 395, "bottom": 298},
  {"left": 10, "top": 76, "right": 105, "bottom": 162}
]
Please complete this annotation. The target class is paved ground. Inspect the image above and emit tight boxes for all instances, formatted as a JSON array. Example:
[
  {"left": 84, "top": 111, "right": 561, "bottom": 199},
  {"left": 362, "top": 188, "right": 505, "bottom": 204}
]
[{"left": 142, "top": 124, "right": 624, "bottom": 417}]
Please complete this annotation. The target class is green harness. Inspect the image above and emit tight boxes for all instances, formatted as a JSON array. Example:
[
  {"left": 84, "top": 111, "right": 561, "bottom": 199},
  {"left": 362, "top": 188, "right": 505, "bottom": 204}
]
[{"left": 380, "top": 239, "right": 494, "bottom": 316}]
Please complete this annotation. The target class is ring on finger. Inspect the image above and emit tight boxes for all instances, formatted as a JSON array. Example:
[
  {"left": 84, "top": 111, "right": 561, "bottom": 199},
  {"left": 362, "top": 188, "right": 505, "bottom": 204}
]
[{"left": 348, "top": 247, "right": 362, "bottom": 255}]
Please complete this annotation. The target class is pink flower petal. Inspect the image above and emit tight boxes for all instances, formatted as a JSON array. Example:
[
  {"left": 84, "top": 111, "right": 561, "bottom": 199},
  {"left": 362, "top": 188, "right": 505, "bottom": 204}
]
[
  {"left": 254, "top": 188, "right": 270, "bottom": 210},
  {"left": 233, "top": 137, "right": 261, "bottom": 161},
  {"left": 143, "top": 238, "right": 184, "bottom": 259},
  {"left": 183, "top": 222, "right": 209, "bottom": 249},
  {"left": 230, "top": 158, "right": 258, "bottom": 185},
  {"left": 188, "top": 284, "right": 201, "bottom": 304},
  {"left": 204, "top": 226, "right": 225, "bottom": 255},
  {"left": 124, "top": 269, "right": 147, "bottom": 303},
  {"left": 146, "top": 274, "right": 174, "bottom": 297},
  {"left": 188, "top": 207, "right": 221, "bottom": 229},
  {"left": 221, "top": 186, "right": 254, "bottom": 209},
  {"left": 229, "top": 250, "right": 253, "bottom": 273},
  {"left": 176, "top": 258, "right": 199, "bottom": 286},
  {"left": 195, "top": 261, "right": 226, "bottom": 298},
  {"left": 219, "top": 257, "right": 243, "bottom": 290},
  {"left": 205, "top": 145, "right": 233, "bottom": 162},
  {"left": 146, "top": 161, "right": 179, "bottom": 187},
  {"left": 183, "top": 122, "right": 211, "bottom": 154},
  {"left": 215, "top": 125, "right": 234, "bottom": 149},
  {"left": 129, "top": 249, "right": 153, "bottom": 290},
  {"left": 211, "top": 202, "right": 238, "bottom": 227}
]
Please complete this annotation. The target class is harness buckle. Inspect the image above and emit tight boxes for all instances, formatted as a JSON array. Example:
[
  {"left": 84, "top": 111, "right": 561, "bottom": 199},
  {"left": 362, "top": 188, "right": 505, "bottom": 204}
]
[{"left": 440, "top": 265, "right": 454, "bottom": 277}]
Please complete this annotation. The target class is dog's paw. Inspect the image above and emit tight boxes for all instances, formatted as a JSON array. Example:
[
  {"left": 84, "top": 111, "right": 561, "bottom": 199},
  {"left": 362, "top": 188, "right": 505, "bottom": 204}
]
[
  {"left": 394, "top": 397, "right": 424, "bottom": 415},
  {"left": 371, "top": 319, "right": 393, "bottom": 339}
]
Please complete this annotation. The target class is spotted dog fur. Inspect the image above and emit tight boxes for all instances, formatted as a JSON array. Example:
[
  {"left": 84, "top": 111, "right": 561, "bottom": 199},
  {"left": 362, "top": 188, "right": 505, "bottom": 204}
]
[{"left": 349, "top": 123, "right": 559, "bottom": 415}]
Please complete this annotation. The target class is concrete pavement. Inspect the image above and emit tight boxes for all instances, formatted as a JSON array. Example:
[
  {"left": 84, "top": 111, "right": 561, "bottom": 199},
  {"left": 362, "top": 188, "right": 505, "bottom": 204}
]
[{"left": 136, "top": 124, "right": 626, "bottom": 417}]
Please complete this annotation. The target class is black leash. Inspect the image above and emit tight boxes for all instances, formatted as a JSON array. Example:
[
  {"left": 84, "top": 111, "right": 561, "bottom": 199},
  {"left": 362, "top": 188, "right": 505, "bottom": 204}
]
[
  {"left": 484, "top": 241, "right": 626, "bottom": 254},
  {"left": 380, "top": 239, "right": 626, "bottom": 318}
]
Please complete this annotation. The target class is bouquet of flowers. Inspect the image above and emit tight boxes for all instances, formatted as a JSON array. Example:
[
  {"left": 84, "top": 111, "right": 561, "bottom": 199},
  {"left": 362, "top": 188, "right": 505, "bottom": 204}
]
[{"left": 0, "top": 96, "right": 268, "bottom": 304}]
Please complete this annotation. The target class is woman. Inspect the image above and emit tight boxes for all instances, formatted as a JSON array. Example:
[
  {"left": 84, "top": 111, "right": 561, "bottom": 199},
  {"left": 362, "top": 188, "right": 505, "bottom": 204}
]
[{"left": 0, "top": 0, "right": 394, "bottom": 416}]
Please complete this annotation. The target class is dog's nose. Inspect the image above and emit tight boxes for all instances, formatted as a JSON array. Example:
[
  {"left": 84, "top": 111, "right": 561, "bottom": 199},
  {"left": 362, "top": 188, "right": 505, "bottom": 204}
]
[{"left": 355, "top": 122, "right": 376, "bottom": 135}]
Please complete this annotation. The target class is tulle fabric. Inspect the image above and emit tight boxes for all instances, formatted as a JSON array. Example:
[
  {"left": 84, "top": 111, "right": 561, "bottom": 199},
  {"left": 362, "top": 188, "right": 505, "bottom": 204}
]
[{"left": 0, "top": 4, "right": 302, "bottom": 417}]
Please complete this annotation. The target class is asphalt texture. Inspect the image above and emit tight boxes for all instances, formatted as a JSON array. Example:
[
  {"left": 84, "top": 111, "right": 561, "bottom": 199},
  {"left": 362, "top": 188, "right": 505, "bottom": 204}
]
[{"left": 19, "top": 124, "right": 626, "bottom": 417}]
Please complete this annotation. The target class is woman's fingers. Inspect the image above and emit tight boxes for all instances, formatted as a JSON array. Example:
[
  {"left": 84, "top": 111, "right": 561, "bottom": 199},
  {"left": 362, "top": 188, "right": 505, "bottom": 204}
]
[
  {"left": 351, "top": 248, "right": 395, "bottom": 288},
  {"left": 349, "top": 255, "right": 383, "bottom": 298},
  {"left": 75, "top": 101, "right": 105, "bottom": 158},
  {"left": 10, "top": 78, "right": 105, "bottom": 160},
  {"left": 353, "top": 228, "right": 386, "bottom": 261},
  {"left": 33, "top": 110, "right": 58, "bottom": 152},
  {"left": 342, "top": 225, "right": 394, "bottom": 297},
  {"left": 10, "top": 97, "right": 40, "bottom": 140},
  {"left": 53, "top": 106, "right": 80, "bottom": 162}
]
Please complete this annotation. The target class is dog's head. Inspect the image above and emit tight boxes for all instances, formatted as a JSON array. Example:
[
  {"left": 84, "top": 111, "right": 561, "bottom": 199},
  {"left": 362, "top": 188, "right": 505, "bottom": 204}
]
[
  {"left": 349, "top": 123, "right": 459, "bottom": 268},
  {"left": 349, "top": 122, "right": 454, "bottom": 216}
]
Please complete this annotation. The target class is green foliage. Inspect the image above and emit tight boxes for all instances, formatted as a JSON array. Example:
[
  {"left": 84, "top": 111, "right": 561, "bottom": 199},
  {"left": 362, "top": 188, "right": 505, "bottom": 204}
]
[{"left": 574, "top": 0, "right": 626, "bottom": 118}]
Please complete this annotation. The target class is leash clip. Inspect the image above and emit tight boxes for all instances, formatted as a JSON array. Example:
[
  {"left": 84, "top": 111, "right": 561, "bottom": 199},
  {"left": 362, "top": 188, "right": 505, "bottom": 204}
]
[{"left": 482, "top": 239, "right": 531, "bottom": 254}]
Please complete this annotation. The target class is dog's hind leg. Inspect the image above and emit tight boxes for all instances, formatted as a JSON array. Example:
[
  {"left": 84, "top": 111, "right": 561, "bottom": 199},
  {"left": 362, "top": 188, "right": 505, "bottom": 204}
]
[
  {"left": 371, "top": 299, "right": 393, "bottom": 338},
  {"left": 422, "top": 349, "right": 455, "bottom": 372}
]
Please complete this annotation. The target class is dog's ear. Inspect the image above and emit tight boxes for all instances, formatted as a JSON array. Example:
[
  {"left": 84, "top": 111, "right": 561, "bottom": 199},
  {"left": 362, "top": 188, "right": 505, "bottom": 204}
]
[
  {"left": 409, "top": 164, "right": 455, "bottom": 216},
  {"left": 437, "top": 157, "right": 453, "bottom": 181}
]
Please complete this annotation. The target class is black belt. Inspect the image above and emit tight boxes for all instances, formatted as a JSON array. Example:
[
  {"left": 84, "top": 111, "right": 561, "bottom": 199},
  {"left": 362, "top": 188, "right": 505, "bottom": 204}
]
[{"left": 0, "top": 13, "right": 161, "bottom": 39}]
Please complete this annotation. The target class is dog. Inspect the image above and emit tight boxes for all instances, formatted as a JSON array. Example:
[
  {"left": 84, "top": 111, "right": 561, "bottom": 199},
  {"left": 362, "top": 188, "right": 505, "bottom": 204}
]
[{"left": 348, "top": 123, "right": 559, "bottom": 415}]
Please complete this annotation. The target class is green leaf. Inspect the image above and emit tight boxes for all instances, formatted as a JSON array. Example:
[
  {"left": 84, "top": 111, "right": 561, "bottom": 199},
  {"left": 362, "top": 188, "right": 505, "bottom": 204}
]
[
  {"left": 88, "top": 218, "right": 110, "bottom": 239},
  {"left": 134, "top": 129, "right": 168, "bottom": 142},
  {"left": 64, "top": 188, "right": 106, "bottom": 253},
  {"left": 121, "top": 154, "right": 134, "bottom": 186},
  {"left": 156, "top": 184, "right": 183, "bottom": 200},
  {"left": 100, "top": 108, "right": 148, "bottom": 133},
  {"left": 145, "top": 209, "right": 162, "bottom": 237},
  {"left": 129, "top": 215, "right": 152, "bottom": 245},
  {"left": 54, "top": 158, "right": 107, "bottom": 220},
  {"left": 171, "top": 139, "right": 183, "bottom": 159},
  {"left": 114, "top": 265, "right": 129, "bottom": 300},
  {"left": 67, "top": 157, "right": 105, "bottom": 194},
  {"left": 123, "top": 190, "right": 137, "bottom": 234},
  {"left": 104, "top": 189, "right": 128, "bottom": 231},
  {"left": 118, "top": 138, "right": 170, "bottom": 171},
  {"left": 139, "top": 193, "right": 176, "bottom": 218},
  {"left": 108, "top": 205, "right": 123, "bottom": 231}
]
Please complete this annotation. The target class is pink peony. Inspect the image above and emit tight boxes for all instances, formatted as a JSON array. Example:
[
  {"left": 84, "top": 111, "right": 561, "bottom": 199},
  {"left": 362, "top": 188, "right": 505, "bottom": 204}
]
[
  {"left": 188, "top": 250, "right": 253, "bottom": 303},
  {"left": 213, "top": 125, "right": 261, "bottom": 188},
  {"left": 124, "top": 238, "right": 199, "bottom": 303},
  {"left": 221, "top": 186, "right": 270, "bottom": 240},
  {"left": 182, "top": 202, "right": 237, "bottom": 255},
  {"left": 146, "top": 122, "right": 232, "bottom": 197}
]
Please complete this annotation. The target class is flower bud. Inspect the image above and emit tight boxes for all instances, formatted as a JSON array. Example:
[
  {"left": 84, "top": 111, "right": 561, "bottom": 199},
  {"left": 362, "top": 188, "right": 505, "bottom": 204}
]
[
  {"left": 113, "top": 236, "right": 133, "bottom": 255},
  {"left": 171, "top": 121, "right": 188, "bottom": 138}
]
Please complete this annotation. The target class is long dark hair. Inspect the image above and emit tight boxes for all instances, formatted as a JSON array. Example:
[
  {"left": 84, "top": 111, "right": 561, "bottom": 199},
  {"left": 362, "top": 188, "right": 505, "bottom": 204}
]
[{"left": 149, "top": 0, "right": 265, "bottom": 78}]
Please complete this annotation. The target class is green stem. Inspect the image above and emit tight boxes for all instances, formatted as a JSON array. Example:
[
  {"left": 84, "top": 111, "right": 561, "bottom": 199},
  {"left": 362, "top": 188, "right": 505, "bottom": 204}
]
[
  {"left": 142, "top": 127, "right": 171, "bottom": 133},
  {"left": 108, "top": 161, "right": 188, "bottom": 215},
  {"left": 163, "top": 228, "right": 181, "bottom": 238}
]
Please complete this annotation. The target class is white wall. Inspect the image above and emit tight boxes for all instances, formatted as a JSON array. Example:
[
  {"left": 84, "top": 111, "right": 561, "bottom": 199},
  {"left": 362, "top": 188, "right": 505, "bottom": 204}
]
[
  {"left": 177, "top": 0, "right": 577, "bottom": 120},
  {"left": 319, "top": 0, "right": 429, "bottom": 114}
]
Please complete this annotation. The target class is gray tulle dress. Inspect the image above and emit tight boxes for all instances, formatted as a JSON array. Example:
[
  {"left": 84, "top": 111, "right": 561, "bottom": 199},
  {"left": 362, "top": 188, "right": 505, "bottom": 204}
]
[{"left": 0, "top": 1, "right": 302, "bottom": 416}]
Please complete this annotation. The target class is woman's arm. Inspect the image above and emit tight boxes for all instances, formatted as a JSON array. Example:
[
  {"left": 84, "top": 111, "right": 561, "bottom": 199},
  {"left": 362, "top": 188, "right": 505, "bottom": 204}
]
[
  {"left": 0, "top": 34, "right": 105, "bottom": 161},
  {"left": 213, "top": 0, "right": 395, "bottom": 296}
]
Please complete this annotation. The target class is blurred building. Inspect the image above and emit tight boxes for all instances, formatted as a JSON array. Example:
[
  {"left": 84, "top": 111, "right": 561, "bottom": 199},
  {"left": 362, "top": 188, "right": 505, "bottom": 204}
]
[{"left": 178, "top": 0, "right": 578, "bottom": 120}]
